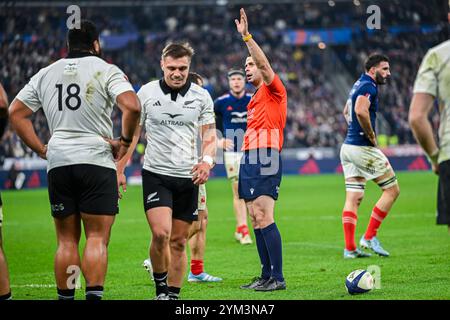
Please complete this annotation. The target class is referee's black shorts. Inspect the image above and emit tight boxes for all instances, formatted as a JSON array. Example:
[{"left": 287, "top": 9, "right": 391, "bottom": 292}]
[
  {"left": 437, "top": 160, "right": 450, "bottom": 225},
  {"left": 47, "top": 164, "right": 119, "bottom": 218},
  {"left": 142, "top": 169, "right": 198, "bottom": 222}
]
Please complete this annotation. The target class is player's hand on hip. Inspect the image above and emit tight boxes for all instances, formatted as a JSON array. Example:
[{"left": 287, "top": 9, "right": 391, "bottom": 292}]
[
  {"left": 117, "top": 172, "right": 127, "bottom": 199},
  {"left": 115, "top": 145, "right": 130, "bottom": 162},
  {"left": 191, "top": 162, "right": 211, "bottom": 185},
  {"left": 432, "top": 162, "right": 439, "bottom": 175},
  {"left": 105, "top": 137, "right": 121, "bottom": 158},
  {"left": 367, "top": 133, "right": 378, "bottom": 148},
  {"left": 235, "top": 8, "right": 249, "bottom": 36},
  {"left": 371, "top": 139, "right": 378, "bottom": 148},
  {"left": 38, "top": 145, "right": 47, "bottom": 160},
  {"left": 104, "top": 137, "right": 129, "bottom": 161}
]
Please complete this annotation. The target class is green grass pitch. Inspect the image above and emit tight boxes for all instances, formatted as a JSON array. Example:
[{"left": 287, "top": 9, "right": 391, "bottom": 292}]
[{"left": 1, "top": 171, "right": 449, "bottom": 300}]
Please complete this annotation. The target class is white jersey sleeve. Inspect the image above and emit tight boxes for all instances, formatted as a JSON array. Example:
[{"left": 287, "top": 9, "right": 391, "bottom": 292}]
[
  {"left": 413, "top": 50, "right": 438, "bottom": 97},
  {"left": 106, "top": 65, "right": 134, "bottom": 102},
  {"left": 199, "top": 89, "right": 215, "bottom": 126},
  {"left": 16, "top": 70, "right": 43, "bottom": 112},
  {"left": 413, "top": 40, "right": 450, "bottom": 164},
  {"left": 137, "top": 86, "right": 148, "bottom": 126}
]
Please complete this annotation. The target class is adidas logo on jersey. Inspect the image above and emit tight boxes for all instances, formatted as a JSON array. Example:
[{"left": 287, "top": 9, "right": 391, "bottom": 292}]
[
  {"left": 250, "top": 188, "right": 254, "bottom": 195},
  {"left": 153, "top": 101, "right": 162, "bottom": 106}
]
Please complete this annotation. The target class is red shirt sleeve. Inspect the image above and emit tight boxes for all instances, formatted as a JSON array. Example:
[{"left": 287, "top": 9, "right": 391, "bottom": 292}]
[{"left": 266, "top": 74, "right": 286, "bottom": 103}]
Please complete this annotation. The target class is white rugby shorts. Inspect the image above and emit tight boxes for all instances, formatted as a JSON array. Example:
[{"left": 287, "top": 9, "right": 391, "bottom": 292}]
[{"left": 340, "top": 143, "right": 392, "bottom": 181}]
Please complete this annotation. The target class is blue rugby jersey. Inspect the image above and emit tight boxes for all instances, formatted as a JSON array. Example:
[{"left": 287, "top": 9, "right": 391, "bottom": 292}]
[
  {"left": 344, "top": 73, "right": 378, "bottom": 146},
  {"left": 214, "top": 92, "right": 251, "bottom": 152}
]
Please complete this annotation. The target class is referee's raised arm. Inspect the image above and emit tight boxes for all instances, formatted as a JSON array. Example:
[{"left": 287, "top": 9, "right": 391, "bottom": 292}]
[{"left": 235, "top": 8, "right": 274, "bottom": 86}]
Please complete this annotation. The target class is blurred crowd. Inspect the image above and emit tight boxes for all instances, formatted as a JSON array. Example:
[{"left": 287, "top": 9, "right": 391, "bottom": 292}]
[{"left": 0, "top": 1, "right": 447, "bottom": 160}]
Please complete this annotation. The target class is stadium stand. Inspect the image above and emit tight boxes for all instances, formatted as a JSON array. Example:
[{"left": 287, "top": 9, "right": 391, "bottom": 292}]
[{"left": 0, "top": 1, "right": 447, "bottom": 162}]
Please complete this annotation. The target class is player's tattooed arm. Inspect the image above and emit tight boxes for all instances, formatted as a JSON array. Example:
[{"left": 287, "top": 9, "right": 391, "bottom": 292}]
[
  {"left": 108, "top": 91, "right": 141, "bottom": 162},
  {"left": 354, "top": 95, "right": 377, "bottom": 147},
  {"left": 235, "top": 8, "right": 275, "bottom": 85},
  {"left": 114, "top": 125, "right": 142, "bottom": 199},
  {"left": 201, "top": 122, "right": 217, "bottom": 161},
  {"left": 192, "top": 122, "right": 217, "bottom": 185}
]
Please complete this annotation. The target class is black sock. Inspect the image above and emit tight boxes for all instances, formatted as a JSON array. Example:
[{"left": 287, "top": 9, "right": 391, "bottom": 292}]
[
  {"left": 86, "top": 286, "right": 103, "bottom": 300},
  {"left": 0, "top": 291, "right": 12, "bottom": 300},
  {"left": 57, "top": 288, "right": 75, "bottom": 300},
  {"left": 168, "top": 286, "right": 180, "bottom": 300},
  {"left": 153, "top": 271, "right": 169, "bottom": 296}
]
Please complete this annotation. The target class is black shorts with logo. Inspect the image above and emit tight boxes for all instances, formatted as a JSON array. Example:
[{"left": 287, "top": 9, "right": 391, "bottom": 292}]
[
  {"left": 142, "top": 169, "right": 199, "bottom": 222},
  {"left": 437, "top": 160, "right": 450, "bottom": 225},
  {"left": 47, "top": 164, "right": 119, "bottom": 218}
]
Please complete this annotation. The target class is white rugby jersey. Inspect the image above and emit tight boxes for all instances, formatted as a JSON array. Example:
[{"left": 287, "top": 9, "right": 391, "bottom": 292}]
[
  {"left": 138, "top": 79, "right": 215, "bottom": 178},
  {"left": 16, "top": 52, "right": 134, "bottom": 171},
  {"left": 413, "top": 40, "right": 450, "bottom": 164}
]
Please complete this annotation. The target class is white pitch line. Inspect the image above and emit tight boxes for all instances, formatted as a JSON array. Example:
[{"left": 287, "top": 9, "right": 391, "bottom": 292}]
[{"left": 10, "top": 284, "right": 56, "bottom": 288}]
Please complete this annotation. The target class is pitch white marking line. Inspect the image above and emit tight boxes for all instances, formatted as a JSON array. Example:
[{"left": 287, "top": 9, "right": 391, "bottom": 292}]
[{"left": 11, "top": 284, "right": 56, "bottom": 288}]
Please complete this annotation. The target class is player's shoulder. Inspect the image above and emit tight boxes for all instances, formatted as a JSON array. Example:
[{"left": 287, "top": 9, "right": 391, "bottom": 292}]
[
  {"left": 140, "top": 79, "right": 161, "bottom": 92},
  {"left": 214, "top": 93, "right": 231, "bottom": 105},
  {"left": 422, "top": 40, "right": 450, "bottom": 69},
  {"left": 217, "top": 93, "right": 231, "bottom": 101},
  {"left": 189, "top": 82, "right": 206, "bottom": 94},
  {"left": 33, "top": 59, "right": 64, "bottom": 80},
  {"left": 189, "top": 83, "right": 211, "bottom": 100},
  {"left": 137, "top": 80, "right": 159, "bottom": 99},
  {"left": 65, "top": 55, "right": 110, "bottom": 68},
  {"left": 266, "top": 73, "right": 287, "bottom": 93},
  {"left": 358, "top": 78, "right": 377, "bottom": 92},
  {"left": 62, "top": 56, "right": 119, "bottom": 76},
  {"left": 428, "top": 40, "right": 450, "bottom": 55}
]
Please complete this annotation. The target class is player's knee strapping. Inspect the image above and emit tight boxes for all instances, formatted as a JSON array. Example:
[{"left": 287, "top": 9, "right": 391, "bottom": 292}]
[
  {"left": 377, "top": 175, "right": 398, "bottom": 190},
  {"left": 345, "top": 182, "right": 366, "bottom": 193}
]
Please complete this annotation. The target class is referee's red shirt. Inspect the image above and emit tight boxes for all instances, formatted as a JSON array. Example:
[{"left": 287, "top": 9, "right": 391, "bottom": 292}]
[{"left": 242, "top": 74, "right": 287, "bottom": 151}]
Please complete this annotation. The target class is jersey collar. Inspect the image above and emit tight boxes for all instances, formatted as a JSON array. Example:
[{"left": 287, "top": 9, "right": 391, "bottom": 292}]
[
  {"left": 66, "top": 51, "right": 99, "bottom": 59},
  {"left": 159, "top": 79, "right": 191, "bottom": 101},
  {"left": 362, "top": 73, "right": 376, "bottom": 85}
]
